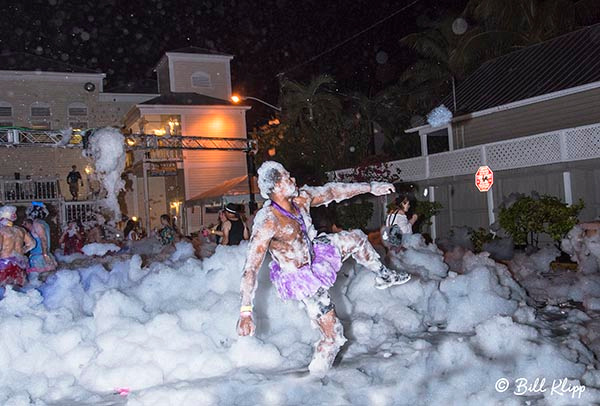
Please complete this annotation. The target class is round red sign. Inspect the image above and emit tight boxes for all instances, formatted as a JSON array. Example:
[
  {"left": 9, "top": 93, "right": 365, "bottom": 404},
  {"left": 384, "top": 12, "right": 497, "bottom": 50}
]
[{"left": 475, "top": 166, "right": 494, "bottom": 192}]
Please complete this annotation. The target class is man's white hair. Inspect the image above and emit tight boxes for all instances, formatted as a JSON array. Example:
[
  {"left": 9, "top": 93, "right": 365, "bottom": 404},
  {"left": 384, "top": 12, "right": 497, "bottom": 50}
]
[
  {"left": 0, "top": 206, "right": 17, "bottom": 221},
  {"left": 257, "top": 161, "right": 287, "bottom": 199}
]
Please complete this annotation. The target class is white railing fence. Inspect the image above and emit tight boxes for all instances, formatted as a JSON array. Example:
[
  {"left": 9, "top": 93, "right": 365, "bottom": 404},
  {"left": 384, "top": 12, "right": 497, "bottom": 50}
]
[
  {"left": 334, "top": 122, "right": 600, "bottom": 182},
  {"left": 0, "top": 178, "right": 61, "bottom": 203},
  {"left": 61, "top": 200, "right": 100, "bottom": 226}
]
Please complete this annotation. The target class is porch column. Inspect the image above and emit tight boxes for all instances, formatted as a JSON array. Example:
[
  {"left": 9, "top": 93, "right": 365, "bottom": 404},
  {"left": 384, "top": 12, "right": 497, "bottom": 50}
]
[
  {"left": 563, "top": 171, "right": 573, "bottom": 205},
  {"left": 428, "top": 186, "right": 436, "bottom": 240},
  {"left": 487, "top": 187, "right": 495, "bottom": 225}
]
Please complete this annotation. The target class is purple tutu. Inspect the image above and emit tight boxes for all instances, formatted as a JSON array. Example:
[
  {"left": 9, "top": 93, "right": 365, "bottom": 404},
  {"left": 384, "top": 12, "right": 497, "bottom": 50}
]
[{"left": 269, "top": 242, "right": 342, "bottom": 301}]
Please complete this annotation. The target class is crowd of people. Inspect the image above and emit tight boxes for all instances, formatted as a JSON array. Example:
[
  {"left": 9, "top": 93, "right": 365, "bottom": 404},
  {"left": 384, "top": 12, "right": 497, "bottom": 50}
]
[{"left": 0, "top": 202, "right": 57, "bottom": 290}]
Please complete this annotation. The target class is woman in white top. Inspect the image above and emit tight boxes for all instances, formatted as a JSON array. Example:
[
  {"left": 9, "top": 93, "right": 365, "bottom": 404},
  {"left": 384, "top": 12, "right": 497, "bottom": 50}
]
[{"left": 386, "top": 195, "right": 418, "bottom": 235}]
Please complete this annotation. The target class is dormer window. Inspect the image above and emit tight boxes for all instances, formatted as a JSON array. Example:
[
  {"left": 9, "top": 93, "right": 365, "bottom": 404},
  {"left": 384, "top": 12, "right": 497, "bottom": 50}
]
[
  {"left": 31, "top": 102, "right": 51, "bottom": 117},
  {"left": 191, "top": 71, "right": 211, "bottom": 88}
]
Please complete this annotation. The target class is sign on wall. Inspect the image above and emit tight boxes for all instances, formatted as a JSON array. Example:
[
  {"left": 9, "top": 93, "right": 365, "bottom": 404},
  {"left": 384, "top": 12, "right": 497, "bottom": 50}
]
[{"left": 475, "top": 165, "right": 494, "bottom": 192}]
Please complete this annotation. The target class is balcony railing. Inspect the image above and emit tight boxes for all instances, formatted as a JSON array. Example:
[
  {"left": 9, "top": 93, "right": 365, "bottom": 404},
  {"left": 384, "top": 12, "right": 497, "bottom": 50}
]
[
  {"left": 61, "top": 200, "right": 100, "bottom": 225},
  {"left": 0, "top": 178, "right": 61, "bottom": 203},
  {"left": 334, "top": 122, "right": 600, "bottom": 181}
]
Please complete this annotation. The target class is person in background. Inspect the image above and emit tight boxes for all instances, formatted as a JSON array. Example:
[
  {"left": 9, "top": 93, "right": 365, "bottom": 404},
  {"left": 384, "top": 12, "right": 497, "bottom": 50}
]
[
  {"left": 66, "top": 165, "right": 83, "bottom": 201},
  {"left": 158, "top": 214, "right": 176, "bottom": 246},
  {"left": 222, "top": 203, "right": 249, "bottom": 246},
  {"left": 23, "top": 202, "right": 57, "bottom": 275},
  {"left": 123, "top": 219, "right": 141, "bottom": 241},
  {"left": 385, "top": 194, "right": 418, "bottom": 236},
  {"left": 210, "top": 210, "right": 229, "bottom": 245},
  {"left": 0, "top": 206, "right": 35, "bottom": 289},
  {"left": 59, "top": 220, "right": 84, "bottom": 255}
]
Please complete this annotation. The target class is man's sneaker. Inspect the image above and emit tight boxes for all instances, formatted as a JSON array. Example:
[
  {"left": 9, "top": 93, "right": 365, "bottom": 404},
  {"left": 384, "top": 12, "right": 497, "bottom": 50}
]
[{"left": 375, "top": 269, "right": 411, "bottom": 289}]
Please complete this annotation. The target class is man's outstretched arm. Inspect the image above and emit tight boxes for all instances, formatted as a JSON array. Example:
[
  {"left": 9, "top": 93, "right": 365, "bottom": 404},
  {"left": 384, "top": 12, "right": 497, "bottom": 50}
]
[
  {"left": 303, "top": 181, "right": 395, "bottom": 207},
  {"left": 238, "top": 210, "right": 275, "bottom": 336}
]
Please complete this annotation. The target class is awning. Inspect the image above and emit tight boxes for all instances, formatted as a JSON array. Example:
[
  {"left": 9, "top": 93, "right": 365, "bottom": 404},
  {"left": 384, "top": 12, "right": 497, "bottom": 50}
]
[{"left": 185, "top": 175, "right": 263, "bottom": 207}]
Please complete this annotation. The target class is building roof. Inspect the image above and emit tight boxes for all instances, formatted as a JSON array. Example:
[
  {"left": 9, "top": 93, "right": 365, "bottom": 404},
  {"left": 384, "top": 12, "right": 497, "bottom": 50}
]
[
  {"left": 105, "top": 79, "right": 158, "bottom": 94},
  {"left": 167, "top": 46, "right": 233, "bottom": 57},
  {"left": 139, "top": 92, "right": 237, "bottom": 106},
  {"left": 441, "top": 23, "right": 600, "bottom": 117},
  {"left": 0, "top": 52, "right": 101, "bottom": 74}
]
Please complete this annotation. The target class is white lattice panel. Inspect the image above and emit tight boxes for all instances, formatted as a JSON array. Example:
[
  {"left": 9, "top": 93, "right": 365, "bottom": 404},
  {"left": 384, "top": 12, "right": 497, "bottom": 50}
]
[
  {"left": 565, "top": 125, "right": 600, "bottom": 161},
  {"left": 429, "top": 147, "right": 482, "bottom": 178},
  {"left": 389, "top": 156, "right": 427, "bottom": 181},
  {"left": 486, "top": 132, "right": 561, "bottom": 170}
]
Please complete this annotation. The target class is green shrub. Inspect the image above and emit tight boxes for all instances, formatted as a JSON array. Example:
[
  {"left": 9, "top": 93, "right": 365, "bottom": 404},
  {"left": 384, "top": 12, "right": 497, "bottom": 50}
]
[
  {"left": 336, "top": 199, "right": 374, "bottom": 231},
  {"left": 498, "top": 193, "right": 584, "bottom": 247}
]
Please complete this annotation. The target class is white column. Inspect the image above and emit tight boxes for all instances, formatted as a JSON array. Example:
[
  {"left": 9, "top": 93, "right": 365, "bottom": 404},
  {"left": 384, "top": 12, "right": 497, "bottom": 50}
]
[
  {"left": 563, "top": 171, "right": 573, "bottom": 205},
  {"left": 487, "top": 187, "right": 495, "bottom": 225},
  {"left": 143, "top": 162, "right": 150, "bottom": 233},
  {"left": 428, "top": 186, "right": 436, "bottom": 240},
  {"left": 419, "top": 132, "right": 428, "bottom": 156}
]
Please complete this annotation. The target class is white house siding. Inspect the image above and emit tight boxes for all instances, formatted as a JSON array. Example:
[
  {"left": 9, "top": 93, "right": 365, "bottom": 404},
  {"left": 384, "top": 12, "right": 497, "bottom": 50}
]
[
  {"left": 181, "top": 109, "right": 248, "bottom": 232},
  {"left": 452, "top": 87, "right": 600, "bottom": 149},
  {"left": 171, "top": 60, "right": 230, "bottom": 100},
  {"left": 418, "top": 159, "right": 599, "bottom": 240}
]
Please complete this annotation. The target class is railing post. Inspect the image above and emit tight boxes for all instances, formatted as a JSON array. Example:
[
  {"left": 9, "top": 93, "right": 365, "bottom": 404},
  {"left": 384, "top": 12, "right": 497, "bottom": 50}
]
[{"left": 559, "top": 130, "right": 568, "bottom": 161}]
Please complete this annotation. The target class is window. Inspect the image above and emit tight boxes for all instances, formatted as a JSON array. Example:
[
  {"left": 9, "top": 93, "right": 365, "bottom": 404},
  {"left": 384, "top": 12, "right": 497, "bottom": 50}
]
[
  {"left": 31, "top": 121, "right": 51, "bottom": 130},
  {"left": 191, "top": 71, "right": 211, "bottom": 88},
  {"left": 0, "top": 101, "right": 12, "bottom": 117},
  {"left": 69, "top": 121, "right": 88, "bottom": 130},
  {"left": 68, "top": 102, "right": 88, "bottom": 116},
  {"left": 427, "top": 128, "right": 450, "bottom": 154},
  {"left": 31, "top": 102, "right": 51, "bottom": 117}
]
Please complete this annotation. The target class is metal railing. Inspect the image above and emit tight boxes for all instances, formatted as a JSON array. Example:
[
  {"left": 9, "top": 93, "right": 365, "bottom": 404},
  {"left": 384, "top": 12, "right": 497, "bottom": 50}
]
[
  {"left": 61, "top": 200, "right": 100, "bottom": 225},
  {"left": 334, "top": 122, "right": 600, "bottom": 181},
  {"left": 0, "top": 178, "right": 61, "bottom": 203}
]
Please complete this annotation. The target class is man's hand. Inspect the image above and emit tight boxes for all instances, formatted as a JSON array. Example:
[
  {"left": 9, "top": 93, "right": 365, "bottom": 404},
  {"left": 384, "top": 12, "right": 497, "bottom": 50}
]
[
  {"left": 370, "top": 181, "right": 395, "bottom": 196},
  {"left": 237, "top": 314, "right": 255, "bottom": 336}
]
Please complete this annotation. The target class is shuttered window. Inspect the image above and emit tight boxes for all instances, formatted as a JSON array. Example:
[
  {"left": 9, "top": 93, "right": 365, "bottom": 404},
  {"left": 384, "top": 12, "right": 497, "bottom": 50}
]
[
  {"left": 191, "top": 72, "right": 211, "bottom": 88},
  {"left": 31, "top": 102, "right": 51, "bottom": 117}
]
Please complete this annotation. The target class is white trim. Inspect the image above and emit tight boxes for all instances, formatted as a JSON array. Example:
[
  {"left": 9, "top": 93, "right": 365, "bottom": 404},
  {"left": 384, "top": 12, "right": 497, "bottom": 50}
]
[
  {"left": 167, "top": 52, "right": 234, "bottom": 62},
  {"left": 99, "top": 93, "right": 158, "bottom": 103},
  {"left": 225, "top": 60, "right": 232, "bottom": 98},
  {"left": 137, "top": 105, "right": 251, "bottom": 116},
  {"left": 428, "top": 186, "right": 436, "bottom": 240},
  {"left": 0, "top": 70, "right": 105, "bottom": 82},
  {"left": 405, "top": 80, "right": 600, "bottom": 133},
  {"left": 169, "top": 57, "right": 176, "bottom": 93}
]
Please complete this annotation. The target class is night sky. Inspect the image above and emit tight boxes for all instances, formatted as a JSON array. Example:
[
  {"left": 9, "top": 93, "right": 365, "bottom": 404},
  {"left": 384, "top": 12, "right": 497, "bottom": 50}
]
[{"left": 2, "top": 0, "right": 467, "bottom": 124}]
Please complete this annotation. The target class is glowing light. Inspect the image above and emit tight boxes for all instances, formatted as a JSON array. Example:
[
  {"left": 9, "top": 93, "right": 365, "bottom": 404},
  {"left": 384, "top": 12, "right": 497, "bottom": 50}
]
[
  {"left": 268, "top": 147, "right": 276, "bottom": 157},
  {"left": 126, "top": 137, "right": 136, "bottom": 146},
  {"left": 231, "top": 95, "right": 241, "bottom": 103},
  {"left": 84, "top": 165, "right": 93, "bottom": 175},
  {"left": 170, "top": 201, "right": 182, "bottom": 209},
  {"left": 131, "top": 216, "right": 138, "bottom": 222},
  {"left": 423, "top": 188, "right": 429, "bottom": 197},
  {"left": 153, "top": 129, "right": 166, "bottom": 136},
  {"left": 268, "top": 118, "right": 280, "bottom": 126}
]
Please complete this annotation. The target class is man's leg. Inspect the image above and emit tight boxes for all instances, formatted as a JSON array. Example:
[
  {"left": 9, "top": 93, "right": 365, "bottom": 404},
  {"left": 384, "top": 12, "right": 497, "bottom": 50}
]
[
  {"left": 326, "top": 230, "right": 411, "bottom": 288},
  {"left": 301, "top": 288, "right": 347, "bottom": 375}
]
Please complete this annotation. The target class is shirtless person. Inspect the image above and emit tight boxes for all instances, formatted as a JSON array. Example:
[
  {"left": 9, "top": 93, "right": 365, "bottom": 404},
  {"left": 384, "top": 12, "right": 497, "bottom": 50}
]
[
  {"left": 237, "top": 161, "right": 411, "bottom": 375},
  {"left": 0, "top": 206, "right": 36, "bottom": 288}
]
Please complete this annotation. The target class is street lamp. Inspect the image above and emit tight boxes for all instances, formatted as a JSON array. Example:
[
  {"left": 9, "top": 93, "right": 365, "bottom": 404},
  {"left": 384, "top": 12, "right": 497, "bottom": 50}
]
[{"left": 231, "top": 94, "right": 282, "bottom": 112}]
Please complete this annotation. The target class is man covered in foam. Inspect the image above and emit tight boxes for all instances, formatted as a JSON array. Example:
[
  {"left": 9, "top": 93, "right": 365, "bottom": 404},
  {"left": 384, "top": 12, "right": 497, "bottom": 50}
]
[
  {"left": 0, "top": 206, "right": 35, "bottom": 288},
  {"left": 237, "top": 161, "right": 411, "bottom": 375}
]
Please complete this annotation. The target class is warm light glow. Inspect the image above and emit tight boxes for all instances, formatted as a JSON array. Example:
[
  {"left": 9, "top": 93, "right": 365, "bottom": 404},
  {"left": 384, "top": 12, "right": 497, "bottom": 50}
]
[
  {"left": 268, "top": 147, "right": 277, "bottom": 157},
  {"left": 84, "top": 165, "right": 93, "bottom": 175},
  {"left": 131, "top": 216, "right": 138, "bottom": 222},
  {"left": 231, "top": 95, "right": 241, "bottom": 103},
  {"left": 154, "top": 129, "right": 166, "bottom": 136},
  {"left": 126, "top": 137, "right": 136, "bottom": 146},
  {"left": 170, "top": 201, "right": 182, "bottom": 209},
  {"left": 168, "top": 118, "right": 180, "bottom": 134},
  {"left": 268, "top": 118, "right": 280, "bottom": 126},
  {"left": 209, "top": 117, "right": 225, "bottom": 132}
]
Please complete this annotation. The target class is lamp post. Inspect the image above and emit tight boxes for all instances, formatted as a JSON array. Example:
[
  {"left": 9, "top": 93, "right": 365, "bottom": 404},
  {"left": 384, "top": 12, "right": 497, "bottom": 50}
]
[{"left": 231, "top": 95, "right": 282, "bottom": 112}]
